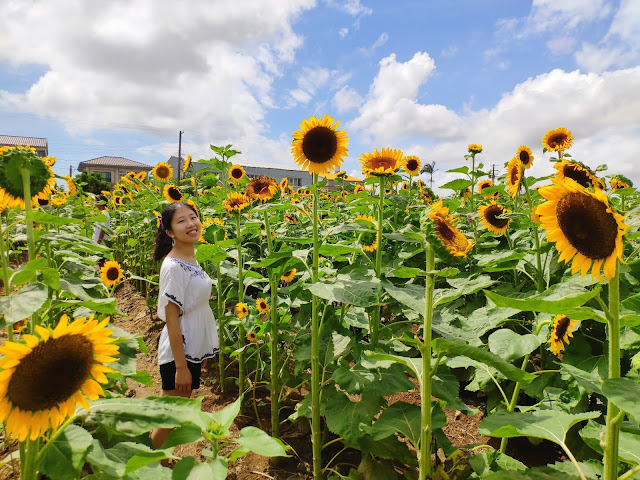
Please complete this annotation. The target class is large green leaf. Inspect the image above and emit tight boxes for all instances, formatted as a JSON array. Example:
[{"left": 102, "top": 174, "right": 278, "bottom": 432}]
[
  {"left": 440, "top": 179, "right": 472, "bottom": 191},
  {"left": 318, "top": 243, "right": 362, "bottom": 256},
  {"left": 333, "top": 362, "right": 414, "bottom": 397},
  {"left": 82, "top": 396, "right": 210, "bottom": 435},
  {"left": 0, "top": 282, "right": 48, "bottom": 324},
  {"left": 602, "top": 377, "right": 640, "bottom": 423},
  {"left": 382, "top": 281, "right": 424, "bottom": 315},
  {"left": 483, "top": 466, "right": 581, "bottom": 480},
  {"left": 434, "top": 275, "right": 496, "bottom": 307},
  {"left": 480, "top": 409, "right": 601, "bottom": 446},
  {"left": 230, "top": 426, "right": 288, "bottom": 461},
  {"left": 38, "top": 425, "right": 93, "bottom": 480},
  {"left": 306, "top": 278, "right": 381, "bottom": 307},
  {"left": 580, "top": 420, "right": 640, "bottom": 465},
  {"left": 162, "top": 423, "right": 204, "bottom": 449},
  {"left": 195, "top": 244, "right": 228, "bottom": 265},
  {"left": 172, "top": 457, "right": 228, "bottom": 480},
  {"left": 365, "top": 401, "right": 446, "bottom": 446},
  {"left": 357, "top": 435, "right": 417, "bottom": 467},
  {"left": 324, "top": 392, "right": 385, "bottom": 445},
  {"left": 484, "top": 284, "right": 602, "bottom": 315},
  {"left": 211, "top": 396, "right": 242, "bottom": 434},
  {"left": 363, "top": 351, "right": 423, "bottom": 379},
  {"left": 86, "top": 441, "right": 173, "bottom": 479},
  {"left": 622, "top": 293, "right": 640, "bottom": 311},
  {"left": 432, "top": 304, "right": 520, "bottom": 346},
  {"left": 26, "top": 210, "right": 82, "bottom": 225},
  {"left": 433, "top": 338, "right": 536, "bottom": 383},
  {"left": 475, "top": 250, "right": 526, "bottom": 268},
  {"left": 559, "top": 357, "right": 606, "bottom": 395},
  {"left": 488, "top": 329, "right": 541, "bottom": 362}
]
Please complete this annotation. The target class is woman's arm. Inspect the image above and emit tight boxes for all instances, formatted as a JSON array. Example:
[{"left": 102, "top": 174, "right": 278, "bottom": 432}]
[{"left": 165, "top": 301, "right": 192, "bottom": 393}]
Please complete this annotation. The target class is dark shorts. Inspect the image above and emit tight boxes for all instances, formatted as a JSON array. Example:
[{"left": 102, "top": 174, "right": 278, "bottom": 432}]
[{"left": 159, "top": 361, "right": 201, "bottom": 391}]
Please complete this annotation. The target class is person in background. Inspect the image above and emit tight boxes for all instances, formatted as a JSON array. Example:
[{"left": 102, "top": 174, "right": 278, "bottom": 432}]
[
  {"left": 93, "top": 194, "right": 111, "bottom": 246},
  {"left": 150, "top": 202, "right": 219, "bottom": 458}
]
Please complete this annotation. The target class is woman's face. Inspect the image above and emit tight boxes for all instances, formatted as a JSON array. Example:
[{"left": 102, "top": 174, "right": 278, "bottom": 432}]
[{"left": 167, "top": 205, "right": 201, "bottom": 245}]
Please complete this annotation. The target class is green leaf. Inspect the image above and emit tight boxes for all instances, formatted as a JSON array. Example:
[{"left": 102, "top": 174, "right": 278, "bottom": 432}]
[
  {"left": 358, "top": 435, "right": 417, "bottom": 467},
  {"left": 41, "top": 267, "right": 60, "bottom": 290},
  {"left": 26, "top": 210, "right": 81, "bottom": 225},
  {"left": 195, "top": 243, "right": 228, "bottom": 265},
  {"left": 365, "top": 401, "right": 445, "bottom": 445},
  {"left": 559, "top": 358, "right": 605, "bottom": 395},
  {"left": 363, "top": 351, "right": 423, "bottom": 379},
  {"left": 324, "top": 392, "right": 385, "bottom": 445},
  {"left": 440, "top": 179, "right": 472, "bottom": 191},
  {"left": 211, "top": 396, "right": 242, "bottom": 434},
  {"left": 38, "top": 425, "right": 93, "bottom": 480},
  {"left": 484, "top": 284, "right": 602, "bottom": 315},
  {"left": 488, "top": 329, "right": 542, "bottom": 362},
  {"left": 475, "top": 250, "right": 526, "bottom": 267},
  {"left": 333, "top": 362, "right": 414, "bottom": 397},
  {"left": 602, "top": 377, "right": 640, "bottom": 423},
  {"left": 382, "top": 281, "right": 424, "bottom": 315},
  {"left": 388, "top": 267, "right": 427, "bottom": 278},
  {"left": 446, "top": 166, "right": 469, "bottom": 174},
  {"left": 480, "top": 409, "right": 601, "bottom": 446},
  {"left": 0, "top": 282, "right": 48, "bottom": 324},
  {"left": 172, "top": 457, "right": 228, "bottom": 480},
  {"left": 307, "top": 278, "right": 381, "bottom": 307},
  {"left": 162, "top": 423, "right": 204, "bottom": 448},
  {"left": 434, "top": 274, "right": 496, "bottom": 307},
  {"left": 86, "top": 441, "right": 173, "bottom": 478},
  {"left": 622, "top": 293, "right": 640, "bottom": 311},
  {"left": 230, "top": 426, "right": 288, "bottom": 460},
  {"left": 318, "top": 244, "right": 362, "bottom": 256},
  {"left": 483, "top": 466, "right": 581, "bottom": 480},
  {"left": 580, "top": 420, "right": 640, "bottom": 465}
]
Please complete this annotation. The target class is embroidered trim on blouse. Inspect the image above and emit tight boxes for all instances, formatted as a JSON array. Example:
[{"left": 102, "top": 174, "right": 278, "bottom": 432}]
[
  {"left": 185, "top": 347, "right": 220, "bottom": 363},
  {"left": 168, "top": 257, "right": 209, "bottom": 280}
]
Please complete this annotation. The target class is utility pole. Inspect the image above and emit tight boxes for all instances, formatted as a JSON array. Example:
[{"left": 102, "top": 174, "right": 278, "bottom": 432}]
[
  {"left": 177, "top": 130, "right": 184, "bottom": 182},
  {"left": 69, "top": 165, "right": 72, "bottom": 177},
  {"left": 491, "top": 164, "right": 497, "bottom": 183}
]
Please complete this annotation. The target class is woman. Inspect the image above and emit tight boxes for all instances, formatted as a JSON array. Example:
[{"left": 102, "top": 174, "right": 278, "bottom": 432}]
[{"left": 150, "top": 202, "right": 219, "bottom": 451}]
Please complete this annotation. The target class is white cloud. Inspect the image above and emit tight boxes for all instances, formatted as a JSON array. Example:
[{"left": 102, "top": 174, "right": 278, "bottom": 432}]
[
  {"left": 332, "top": 86, "right": 363, "bottom": 113},
  {"left": 349, "top": 52, "right": 465, "bottom": 143},
  {"left": 440, "top": 45, "right": 458, "bottom": 58},
  {"left": 339, "top": 27, "right": 349, "bottom": 38},
  {"left": 357, "top": 32, "right": 389, "bottom": 56},
  {"left": 526, "top": 0, "right": 612, "bottom": 33},
  {"left": 325, "top": 0, "right": 372, "bottom": 17}
]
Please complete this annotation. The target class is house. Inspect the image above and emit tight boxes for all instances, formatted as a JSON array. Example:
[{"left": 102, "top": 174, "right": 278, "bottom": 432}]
[
  {"left": 166, "top": 155, "right": 313, "bottom": 187},
  {"left": 78, "top": 157, "right": 153, "bottom": 185},
  {"left": 322, "top": 172, "right": 364, "bottom": 192},
  {"left": 0, "top": 135, "right": 48, "bottom": 157}
]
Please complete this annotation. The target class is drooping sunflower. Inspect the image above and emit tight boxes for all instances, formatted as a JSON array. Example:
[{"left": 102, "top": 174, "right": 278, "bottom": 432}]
[
  {"left": 163, "top": 184, "right": 184, "bottom": 203},
  {"left": 537, "top": 177, "right": 628, "bottom": 281},
  {"left": 506, "top": 157, "right": 523, "bottom": 198},
  {"left": 228, "top": 165, "right": 246, "bottom": 182},
  {"left": 360, "top": 148, "right": 404, "bottom": 177},
  {"left": 256, "top": 298, "right": 269, "bottom": 313},
  {"left": 362, "top": 232, "right": 378, "bottom": 252},
  {"left": 403, "top": 156, "right": 421, "bottom": 176},
  {"left": 477, "top": 179, "right": 493, "bottom": 195},
  {"left": 354, "top": 184, "right": 365, "bottom": 194},
  {"left": 610, "top": 175, "right": 632, "bottom": 191},
  {"left": 183, "top": 154, "right": 192, "bottom": 172},
  {"left": 291, "top": 114, "right": 349, "bottom": 176},
  {"left": 153, "top": 210, "right": 161, "bottom": 228},
  {"left": 246, "top": 176, "right": 278, "bottom": 202},
  {"left": 553, "top": 160, "right": 601, "bottom": 190},
  {"left": 548, "top": 315, "right": 579, "bottom": 355},
  {"left": 283, "top": 213, "right": 298, "bottom": 225},
  {"left": 100, "top": 261, "right": 124, "bottom": 286},
  {"left": 478, "top": 201, "right": 511, "bottom": 235},
  {"left": 0, "top": 314, "right": 119, "bottom": 441},
  {"left": 152, "top": 162, "right": 173, "bottom": 182},
  {"left": 0, "top": 146, "right": 57, "bottom": 209},
  {"left": 234, "top": 302, "right": 249, "bottom": 319},
  {"left": 222, "top": 192, "right": 251, "bottom": 214},
  {"left": 281, "top": 268, "right": 297, "bottom": 283},
  {"left": 468, "top": 144, "right": 483, "bottom": 154},
  {"left": 421, "top": 200, "right": 473, "bottom": 259},
  {"left": 542, "top": 127, "right": 573, "bottom": 152},
  {"left": 51, "top": 194, "right": 67, "bottom": 207},
  {"left": 516, "top": 145, "right": 534, "bottom": 169},
  {"left": 279, "top": 177, "right": 289, "bottom": 192},
  {"left": 419, "top": 188, "right": 435, "bottom": 203},
  {"left": 43, "top": 156, "right": 56, "bottom": 167}
]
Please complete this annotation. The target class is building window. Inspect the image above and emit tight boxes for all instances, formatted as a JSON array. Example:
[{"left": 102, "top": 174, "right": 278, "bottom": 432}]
[
  {"left": 96, "top": 171, "right": 112, "bottom": 183},
  {"left": 290, "top": 177, "right": 302, "bottom": 187}
]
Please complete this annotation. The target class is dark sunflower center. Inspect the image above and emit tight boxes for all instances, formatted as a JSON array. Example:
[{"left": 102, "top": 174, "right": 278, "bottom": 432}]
[
  {"left": 485, "top": 205, "right": 509, "bottom": 228},
  {"left": 510, "top": 166, "right": 519, "bottom": 185},
  {"left": 38, "top": 198, "right": 49, "bottom": 206},
  {"left": 106, "top": 267, "right": 120, "bottom": 281},
  {"left": 556, "top": 192, "right": 618, "bottom": 259},
  {"left": 555, "top": 316, "right": 570, "bottom": 339},
  {"left": 301, "top": 126, "right": 338, "bottom": 164},
  {"left": 407, "top": 159, "right": 419, "bottom": 171},
  {"left": 563, "top": 165, "right": 592, "bottom": 188},
  {"left": 549, "top": 134, "right": 566, "bottom": 148},
  {"left": 368, "top": 156, "right": 396, "bottom": 170},
  {"left": 519, "top": 151, "right": 530, "bottom": 164},
  {"left": 231, "top": 168, "right": 243, "bottom": 179},
  {"left": 156, "top": 166, "right": 170, "bottom": 178},
  {"left": 8, "top": 334, "right": 93, "bottom": 411},
  {"left": 168, "top": 188, "right": 182, "bottom": 200},
  {"left": 436, "top": 220, "right": 456, "bottom": 242}
]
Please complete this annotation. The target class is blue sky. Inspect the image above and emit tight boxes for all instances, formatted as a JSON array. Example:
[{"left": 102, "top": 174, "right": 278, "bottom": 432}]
[{"left": 1, "top": 0, "right": 639, "bottom": 190}]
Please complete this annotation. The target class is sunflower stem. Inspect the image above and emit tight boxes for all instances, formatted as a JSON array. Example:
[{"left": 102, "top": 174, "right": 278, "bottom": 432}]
[
  {"left": 523, "top": 176, "right": 544, "bottom": 293},
  {"left": 604, "top": 261, "right": 621, "bottom": 480},
  {"left": 0, "top": 217, "right": 13, "bottom": 341},
  {"left": 234, "top": 213, "right": 246, "bottom": 400},
  {"left": 420, "top": 241, "right": 435, "bottom": 480},
  {"left": 310, "top": 173, "right": 322, "bottom": 480},
  {"left": 20, "top": 437, "right": 40, "bottom": 480},
  {"left": 371, "top": 176, "right": 385, "bottom": 346},
  {"left": 20, "top": 167, "right": 36, "bottom": 262},
  {"left": 263, "top": 211, "right": 280, "bottom": 438}
]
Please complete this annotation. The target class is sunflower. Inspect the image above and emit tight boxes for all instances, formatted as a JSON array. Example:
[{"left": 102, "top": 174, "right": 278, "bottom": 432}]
[
  {"left": 478, "top": 201, "right": 511, "bottom": 235},
  {"left": 183, "top": 154, "right": 192, "bottom": 172},
  {"left": 153, "top": 210, "right": 161, "bottom": 228},
  {"left": 281, "top": 268, "right": 297, "bottom": 283},
  {"left": 222, "top": 192, "right": 251, "bottom": 214},
  {"left": 163, "top": 185, "right": 184, "bottom": 203},
  {"left": 43, "top": 156, "right": 56, "bottom": 167},
  {"left": 553, "top": 160, "right": 601, "bottom": 189},
  {"left": 284, "top": 213, "right": 298, "bottom": 225},
  {"left": 537, "top": 177, "right": 628, "bottom": 281},
  {"left": 403, "top": 156, "right": 421, "bottom": 176},
  {"left": 542, "top": 127, "right": 573, "bottom": 152},
  {"left": 360, "top": 148, "right": 404, "bottom": 177},
  {"left": 136, "top": 171, "right": 147, "bottom": 181},
  {"left": 0, "top": 314, "right": 118, "bottom": 441},
  {"left": 36, "top": 196, "right": 50, "bottom": 207},
  {"left": 610, "top": 175, "right": 632, "bottom": 191},
  {"left": 228, "top": 165, "right": 246, "bottom": 182},
  {"left": 50, "top": 194, "right": 67, "bottom": 207},
  {"left": 100, "top": 261, "right": 124, "bottom": 286},
  {"left": 0, "top": 147, "right": 57, "bottom": 209},
  {"left": 477, "top": 179, "right": 493, "bottom": 195},
  {"left": 354, "top": 214, "right": 376, "bottom": 224},
  {"left": 400, "top": 182, "right": 408, "bottom": 190},
  {"left": 213, "top": 217, "right": 225, "bottom": 226},
  {"left": 291, "top": 114, "right": 349, "bottom": 176},
  {"left": 351, "top": 184, "right": 363, "bottom": 194},
  {"left": 187, "top": 198, "right": 200, "bottom": 219},
  {"left": 468, "top": 144, "right": 483, "bottom": 154},
  {"left": 548, "top": 315, "right": 579, "bottom": 355},
  {"left": 362, "top": 232, "right": 378, "bottom": 252},
  {"left": 506, "top": 157, "right": 523, "bottom": 198},
  {"left": 419, "top": 187, "right": 435, "bottom": 203},
  {"left": 246, "top": 176, "right": 278, "bottom": 202},
  {"left": 516, "top": 145, "right": 534, "bottom": 169},
  {"left": 234, "top": 303, "right": 248, "bottom": 319},
  {"left": 256, "top": 298, "right": 269, "bottom": 313},
  {"left": 246, "top": 331, "right": 257, "bottom": 342},
  {"left": 421, "top": 200, "right": 473, "bottom": 259},
  {"left": 152, "top": 162, "right": 173, "bottom": 182},
  {"left": 279, "top": 177, "right": 289, "bottom": 191}
]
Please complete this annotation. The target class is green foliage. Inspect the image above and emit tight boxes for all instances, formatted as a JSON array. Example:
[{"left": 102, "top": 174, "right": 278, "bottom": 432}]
[{"left": 74, "top": 170, "right": 112, "bottom": 194}]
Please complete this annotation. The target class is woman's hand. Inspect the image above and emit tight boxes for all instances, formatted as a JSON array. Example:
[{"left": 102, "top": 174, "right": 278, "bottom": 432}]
[{"left": 175, "top": 365, "right": 192, "bottom": 393}]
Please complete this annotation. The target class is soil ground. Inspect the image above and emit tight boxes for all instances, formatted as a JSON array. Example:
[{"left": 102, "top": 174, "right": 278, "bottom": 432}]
[{"left": 0, "top": 281, "right": 563, "bottom": 479}]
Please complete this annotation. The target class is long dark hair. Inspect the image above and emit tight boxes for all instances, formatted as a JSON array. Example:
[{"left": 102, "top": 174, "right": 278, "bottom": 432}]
[{"left": 153, "top": 202, "right": 198, "bottom": 261}]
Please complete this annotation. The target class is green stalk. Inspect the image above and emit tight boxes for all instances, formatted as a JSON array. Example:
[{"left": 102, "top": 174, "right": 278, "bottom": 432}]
[
  {"left": 20, "top": 167, "right": 35, "bottom": 261},
  {"left": 263, "top": 211, "right": 280, "bottom": 438},
  {"left": 216, "top": 262, "right": 226, "bottom": 393},
  {"left": 523, "top": 176, "right": 544, "bottom": 293},
  {"left": 311, "top": 173, "right": 322, "bottom": 480},
  {"left": 420, "top": 242, "right": 435, "bottom": 480},
  {"left": 0, "top": 217, "right": 13, "bottom": 341},
  {"left": 603, "top": 262, "right": 621, "bottom": 480},
  {"left": 234, "top": 213, "right": 246, "bottom": 398},
  {"left": 371, "top": 176, "right": 385, "bottom": 346},
  {"left": 20, "top": 437, "right": 40, "bottom": 480}
]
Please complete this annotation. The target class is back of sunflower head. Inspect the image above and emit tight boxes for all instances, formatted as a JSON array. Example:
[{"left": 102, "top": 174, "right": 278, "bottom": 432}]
[{"left": 0, "top": 146, "right": 54, "bottom": 209}]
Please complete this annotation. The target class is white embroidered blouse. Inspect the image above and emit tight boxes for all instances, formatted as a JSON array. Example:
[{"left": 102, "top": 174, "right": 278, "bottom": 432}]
[{"left": 157, "top": 257, "right": 219, "bottom": 365}]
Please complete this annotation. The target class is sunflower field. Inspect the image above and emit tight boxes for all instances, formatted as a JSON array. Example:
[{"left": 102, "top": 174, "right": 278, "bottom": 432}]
[{"left": 0, "top": 120, "right": 639, "bottom": 480}]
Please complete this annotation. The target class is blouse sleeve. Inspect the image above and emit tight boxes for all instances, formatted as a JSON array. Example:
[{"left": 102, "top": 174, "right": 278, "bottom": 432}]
[{"left": 158, "top": 259, "right": 188, "bottom": 320}]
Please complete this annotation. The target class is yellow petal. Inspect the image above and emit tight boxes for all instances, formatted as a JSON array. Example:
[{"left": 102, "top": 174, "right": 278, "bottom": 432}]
[
  {"left": 21, "top": 334, "right": 40, "bottom": 349},
  {"left": 0, "top": 341, "right": 32, "bottom": 358},
  {"left": 53, "top": 315, "right": 69, "bottom": 338},
  {"left": 34, "top": 325, "right": 50, "bottom": 341}
]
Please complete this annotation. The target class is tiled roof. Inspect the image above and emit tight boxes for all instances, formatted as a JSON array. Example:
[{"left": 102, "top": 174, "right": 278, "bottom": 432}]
[
  {"left": 78, "top": 156, "right": 152, "bottom": 169},
  {"left": 0, "top": 135, "right": 48, "bottom": 148},
  {"left": 323, "top": 172, "right": 363, "bottom": 182}
]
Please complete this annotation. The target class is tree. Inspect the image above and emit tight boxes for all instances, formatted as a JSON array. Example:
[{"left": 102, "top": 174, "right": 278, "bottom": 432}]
[
  {"left": 74, "top": 171, "right": 112, "bottom": 195},
  {"left": 421, "top": 161, "right": 437, "bottom": 188}
]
